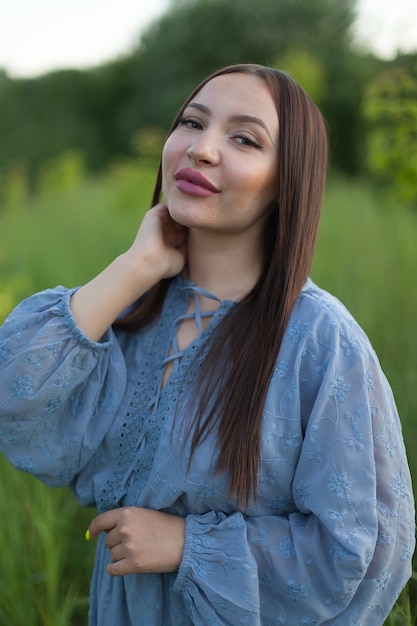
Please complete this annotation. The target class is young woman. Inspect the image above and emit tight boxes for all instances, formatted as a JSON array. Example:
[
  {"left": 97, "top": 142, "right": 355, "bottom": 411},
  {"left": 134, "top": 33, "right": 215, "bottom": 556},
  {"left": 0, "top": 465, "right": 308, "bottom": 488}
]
[{"left": 0, "top": 64, "right": 414, "bottom": 625}]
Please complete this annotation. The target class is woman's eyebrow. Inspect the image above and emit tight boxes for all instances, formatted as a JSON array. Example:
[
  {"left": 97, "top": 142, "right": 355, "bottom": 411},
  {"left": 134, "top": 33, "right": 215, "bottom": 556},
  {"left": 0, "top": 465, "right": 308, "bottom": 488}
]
[
  {"left": 185, "top": 102, "right": 274, "bottom": 143},
  {"left": 232, "top": 114, "right": 274, "bottom": 143}
]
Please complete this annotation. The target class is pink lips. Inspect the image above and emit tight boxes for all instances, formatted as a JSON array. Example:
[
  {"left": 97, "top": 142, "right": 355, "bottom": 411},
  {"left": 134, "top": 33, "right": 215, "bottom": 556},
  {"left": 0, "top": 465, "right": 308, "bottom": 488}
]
[{"left": 174, "top": 168, "right": 220, "bottom": 197}]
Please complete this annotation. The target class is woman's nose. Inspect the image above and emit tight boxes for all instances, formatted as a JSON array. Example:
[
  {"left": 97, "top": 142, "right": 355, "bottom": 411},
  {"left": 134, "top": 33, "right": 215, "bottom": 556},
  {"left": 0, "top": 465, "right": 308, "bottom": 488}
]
[{"left": 187, "top": 131, "right": 220, "bottom": 165}]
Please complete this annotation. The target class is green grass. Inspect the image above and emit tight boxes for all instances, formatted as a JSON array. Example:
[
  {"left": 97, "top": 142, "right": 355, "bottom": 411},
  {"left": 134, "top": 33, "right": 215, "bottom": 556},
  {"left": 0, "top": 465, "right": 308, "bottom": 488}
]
[
  {"left": 0, "top": 457, "right": 92, "bottom": 626},
  {"left": 0, "top": 160, "right": 154, "bottom": 626},
  {"left": 312, "top": 174, "right": 417, "bottom": 624},
  {"left": 0, "top": 161, "right": 155, "bottom": 299},
  {"left": 0, "top": 163, "right": 416, "bottom": 624},
  {"left": 312, "top": 175, "right": 417, "bottom": 484}
]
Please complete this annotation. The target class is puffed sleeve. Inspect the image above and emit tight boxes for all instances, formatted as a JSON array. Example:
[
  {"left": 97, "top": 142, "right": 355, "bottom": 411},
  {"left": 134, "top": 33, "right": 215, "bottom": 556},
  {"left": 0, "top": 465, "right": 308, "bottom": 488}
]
[
  {"left": 173, "top": 298, "right": 415, "bottom": 624},
  {"left": 0, "top": 287, "right": 127, "bottom": 487}
]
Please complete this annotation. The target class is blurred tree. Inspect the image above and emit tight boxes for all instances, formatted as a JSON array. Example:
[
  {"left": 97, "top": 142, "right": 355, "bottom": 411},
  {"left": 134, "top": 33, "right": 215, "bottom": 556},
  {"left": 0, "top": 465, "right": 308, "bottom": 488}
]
[
  {"left": 37, "top": 150, "right": 85, "bottom": 196},
  {"left": 0, "top": 69, "right": 12, "bottom": 92},
  {"left": 0, "top": 70, "right": 97, "bottom": 186},
  {"left": 124, "top": 0, "right": 353, "bottom": 117},
  {"left": 362, "top": 64, "right": 417, "bottom": 208},
  {"left": 109, "top": 0, "right": 369, "bottom": 173},
  {"left": 319, "top": 48, "right": 385, "bottom": 174},
  {"left": 275, "top": 48, "right": 325, "bottom": 104},
  {"left": 0, "top": 164, "right": 29, "bottom": 213},
  {"left": 131, "top": 126, "right": 166, "bottom": 169},
  {"left": 82, "top": 57, "right": 140, "bottom": 163},
  {"left": 0, "top": 0, "right": 392, "bottom": 185}
]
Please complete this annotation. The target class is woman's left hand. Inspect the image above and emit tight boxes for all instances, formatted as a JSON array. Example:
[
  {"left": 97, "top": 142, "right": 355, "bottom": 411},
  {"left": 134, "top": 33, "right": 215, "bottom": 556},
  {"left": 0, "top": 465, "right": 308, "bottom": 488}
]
[{"left": 87, "top": 506, "right": 186, "bottom": 576}]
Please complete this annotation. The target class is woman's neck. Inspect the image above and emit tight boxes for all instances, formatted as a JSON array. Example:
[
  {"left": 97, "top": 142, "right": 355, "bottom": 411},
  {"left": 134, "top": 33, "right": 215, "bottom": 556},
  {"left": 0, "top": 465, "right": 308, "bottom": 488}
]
[{"left": 186, "top": 229, "right": 264, "bottom": 302}]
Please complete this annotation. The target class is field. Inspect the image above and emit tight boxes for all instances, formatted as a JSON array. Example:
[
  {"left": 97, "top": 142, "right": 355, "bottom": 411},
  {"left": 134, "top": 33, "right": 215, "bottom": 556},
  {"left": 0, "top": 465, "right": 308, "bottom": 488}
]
[{"left": 0, "top": 162, "right": 416, "bottom": 624}]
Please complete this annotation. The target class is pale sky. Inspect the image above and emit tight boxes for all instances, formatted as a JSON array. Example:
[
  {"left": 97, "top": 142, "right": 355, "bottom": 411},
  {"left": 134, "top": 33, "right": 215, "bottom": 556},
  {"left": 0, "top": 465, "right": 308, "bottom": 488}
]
[{"left": 0, "top": 0, "right": 416, "bottom": 78}]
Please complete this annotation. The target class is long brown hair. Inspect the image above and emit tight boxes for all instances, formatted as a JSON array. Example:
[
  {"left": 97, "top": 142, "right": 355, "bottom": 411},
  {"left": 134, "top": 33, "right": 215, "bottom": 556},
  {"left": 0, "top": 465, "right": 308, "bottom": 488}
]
[{"left": 116, "top": 64, "right": 328, "bottom": 508}]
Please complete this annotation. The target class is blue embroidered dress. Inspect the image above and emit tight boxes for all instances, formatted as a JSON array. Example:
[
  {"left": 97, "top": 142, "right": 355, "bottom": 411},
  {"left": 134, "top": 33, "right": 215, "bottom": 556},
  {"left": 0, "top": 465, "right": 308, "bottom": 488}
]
[{"left": 0, "top": 276, "right": 414, "bottom": 625}]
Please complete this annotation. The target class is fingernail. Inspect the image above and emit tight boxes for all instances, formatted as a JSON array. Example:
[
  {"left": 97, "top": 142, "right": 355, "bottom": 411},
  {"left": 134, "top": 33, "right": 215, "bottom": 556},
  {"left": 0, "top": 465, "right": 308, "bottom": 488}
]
[{"left": 85, "top": 529, "right": 91, "bottom": 541}]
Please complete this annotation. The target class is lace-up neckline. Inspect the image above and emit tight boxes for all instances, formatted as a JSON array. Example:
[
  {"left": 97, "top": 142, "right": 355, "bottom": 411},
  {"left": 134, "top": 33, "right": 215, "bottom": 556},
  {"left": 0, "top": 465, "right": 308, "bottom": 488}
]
[
  {"left": 102, "top": 275, "right": 235, "bottom": 510},
  {"left": 160, "top": 282, "right": 225, "bottom": 391}
]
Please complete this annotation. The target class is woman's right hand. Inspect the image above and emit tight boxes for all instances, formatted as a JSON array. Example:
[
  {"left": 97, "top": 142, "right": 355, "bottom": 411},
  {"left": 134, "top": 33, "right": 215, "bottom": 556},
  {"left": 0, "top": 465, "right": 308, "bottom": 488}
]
[
  {"left": 69, "top": 203, "right": 188, "bottom": 341},
  {"left": 126, "top": 202, "right": 188, "bottom": 282}
]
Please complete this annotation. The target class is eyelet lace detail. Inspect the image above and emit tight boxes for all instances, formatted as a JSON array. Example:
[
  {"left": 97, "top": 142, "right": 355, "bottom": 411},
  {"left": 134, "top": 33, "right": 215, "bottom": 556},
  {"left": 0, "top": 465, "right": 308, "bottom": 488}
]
[{"left": 97, "top": 277, "right": 234, "bottom": 511}]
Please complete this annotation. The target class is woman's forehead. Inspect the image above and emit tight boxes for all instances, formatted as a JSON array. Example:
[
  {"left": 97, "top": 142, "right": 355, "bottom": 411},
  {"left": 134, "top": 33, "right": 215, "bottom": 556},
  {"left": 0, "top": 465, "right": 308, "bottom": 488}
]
[{"left": 186, "top": 73, "right": 278, "bottom": 127}]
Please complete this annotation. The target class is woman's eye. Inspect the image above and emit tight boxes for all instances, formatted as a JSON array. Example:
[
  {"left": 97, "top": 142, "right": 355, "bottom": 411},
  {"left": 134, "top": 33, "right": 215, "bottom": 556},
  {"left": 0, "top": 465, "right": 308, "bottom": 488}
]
[
  {"left": 178, "top": 117, "right": 203, "bottom": 130},
  {"left": 234, "top": 134, "right": 263, "bottom": 149}
]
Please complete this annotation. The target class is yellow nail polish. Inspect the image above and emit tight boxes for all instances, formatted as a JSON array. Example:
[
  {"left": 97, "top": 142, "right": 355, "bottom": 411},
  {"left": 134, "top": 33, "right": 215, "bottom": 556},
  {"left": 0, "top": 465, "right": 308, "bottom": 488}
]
[{"left": 85, "top": 529, "right": 91, "bottom": 541}]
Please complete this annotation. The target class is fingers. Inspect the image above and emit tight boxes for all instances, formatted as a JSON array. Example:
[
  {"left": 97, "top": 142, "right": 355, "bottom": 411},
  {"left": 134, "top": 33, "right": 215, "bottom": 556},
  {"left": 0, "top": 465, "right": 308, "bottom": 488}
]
[
  {"left": 128, "top": 202, "right": 188, "bottom": 281},
  {"left": 85, "top": 511, "right": 137, "bottom": 576},
  {"left": 107, "top": 560, "right": 125, "bottom": 577},
  {"left": 85, "top": 507, "right": 186, "bottom": 576},
  {"left": 86, "top": 508, "right": 148, "bottom": 577},
  {"left": 106, "top": 543, "right": 140, "bottom": 577},
  {"left": 86, "top": 509, "right": 118, "bottom": 541},
  {"left": 107, "top": 557, "right": 135, "bottom": 577},
  {"left": 107, "top": 542, "right": 124, "bottom": 562}
]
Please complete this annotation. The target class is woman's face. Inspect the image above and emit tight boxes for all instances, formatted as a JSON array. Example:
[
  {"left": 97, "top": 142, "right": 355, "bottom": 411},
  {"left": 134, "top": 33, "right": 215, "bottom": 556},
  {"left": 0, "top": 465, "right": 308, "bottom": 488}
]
[{"left": 161, "top": 72, "right": 279, "bottom": 240}]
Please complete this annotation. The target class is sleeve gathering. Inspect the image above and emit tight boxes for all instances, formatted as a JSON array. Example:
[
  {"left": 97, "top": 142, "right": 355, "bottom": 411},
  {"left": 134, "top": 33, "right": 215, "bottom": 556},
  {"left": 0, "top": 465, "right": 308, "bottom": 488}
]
[
  {"left": 0, "top": 286, "right": 127, "bottom": 487},
  {"left": 174, "top": 302, "right": 414, "bottom": 624}
]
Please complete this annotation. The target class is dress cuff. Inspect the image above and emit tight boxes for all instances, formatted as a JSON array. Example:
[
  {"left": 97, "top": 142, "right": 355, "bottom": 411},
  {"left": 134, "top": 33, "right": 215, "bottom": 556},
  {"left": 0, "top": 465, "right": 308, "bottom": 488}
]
[
  {"left": 174, "top": 514, "right": 195, "bottom": 592},
  {"left": 56, "top": 287, "right": 113, "bottom": 350}
]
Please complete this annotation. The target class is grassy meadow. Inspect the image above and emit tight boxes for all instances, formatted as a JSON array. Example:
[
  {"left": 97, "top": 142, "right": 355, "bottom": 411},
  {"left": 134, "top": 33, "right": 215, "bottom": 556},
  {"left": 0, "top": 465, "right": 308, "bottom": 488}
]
[{"left": 0, "top": 161, "right": 416, "bottom": 624}]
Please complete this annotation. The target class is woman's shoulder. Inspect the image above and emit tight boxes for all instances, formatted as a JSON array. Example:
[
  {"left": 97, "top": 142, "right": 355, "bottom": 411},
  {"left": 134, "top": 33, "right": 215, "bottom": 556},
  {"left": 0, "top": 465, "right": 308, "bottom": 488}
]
[
  {"left": 2, "top": 285, "right": 114, "bottom": 345},
  {"left": 1, "top": 284, "right": 75, "bottom": 337},
  {"left": 5, "top": 285, "right": 75, "bottom": 316},
  {"left": 291, "top": 277, "right": 372, "bottom": 347},
  {"left": 278, "top": 277, "right": 382, "bottom": 378},
  {"left": 296, "top": 277, "right": 355, "bottom": 319}
]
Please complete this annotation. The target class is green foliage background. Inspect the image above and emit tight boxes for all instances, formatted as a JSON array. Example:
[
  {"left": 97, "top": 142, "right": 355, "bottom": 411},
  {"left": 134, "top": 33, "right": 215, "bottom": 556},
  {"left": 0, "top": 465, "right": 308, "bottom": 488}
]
[
  {"left": 0, "top": 0, "right": 388, "bottom": 185},
  {"left": 1, "top": 0, "right": 416, "bottom": 205},
  {"left": 0, "top": 0, "right": 417, "bottom": 622},
  {"left": 0, "top": 160, "right": 416, "bottom": 624}
]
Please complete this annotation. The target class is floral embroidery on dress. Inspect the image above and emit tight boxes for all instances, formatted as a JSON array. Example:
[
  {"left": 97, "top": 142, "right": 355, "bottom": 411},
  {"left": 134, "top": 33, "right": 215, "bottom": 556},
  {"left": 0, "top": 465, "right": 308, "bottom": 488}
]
[
  {"left": 0, "top": 278, "right": 413, "bottom": 626},
  {"left": 327, "top": 471, "right": 352, "bottom": 499},
  {"left": 329, "top": 374, "right": 351, "bottom": 403},
  {"left": 12, "top": 374, "right": 35, "bottom": 399}
]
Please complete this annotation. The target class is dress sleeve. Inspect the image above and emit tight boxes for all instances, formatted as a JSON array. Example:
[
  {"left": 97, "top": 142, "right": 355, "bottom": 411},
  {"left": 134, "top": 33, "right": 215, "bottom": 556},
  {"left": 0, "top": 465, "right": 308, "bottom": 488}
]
[
  {"left": 173, "top": 314, "right": 415, "bottom": 624},
  {"left": 0, "top": 287, "right": 127, "bottom": 487}
]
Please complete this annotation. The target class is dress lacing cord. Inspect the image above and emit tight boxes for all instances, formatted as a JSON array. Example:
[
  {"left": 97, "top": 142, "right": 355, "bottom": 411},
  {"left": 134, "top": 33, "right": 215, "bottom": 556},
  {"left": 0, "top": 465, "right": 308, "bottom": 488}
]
[{"left": 151, "top": 285, "right": 223, "bottom": 411}]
